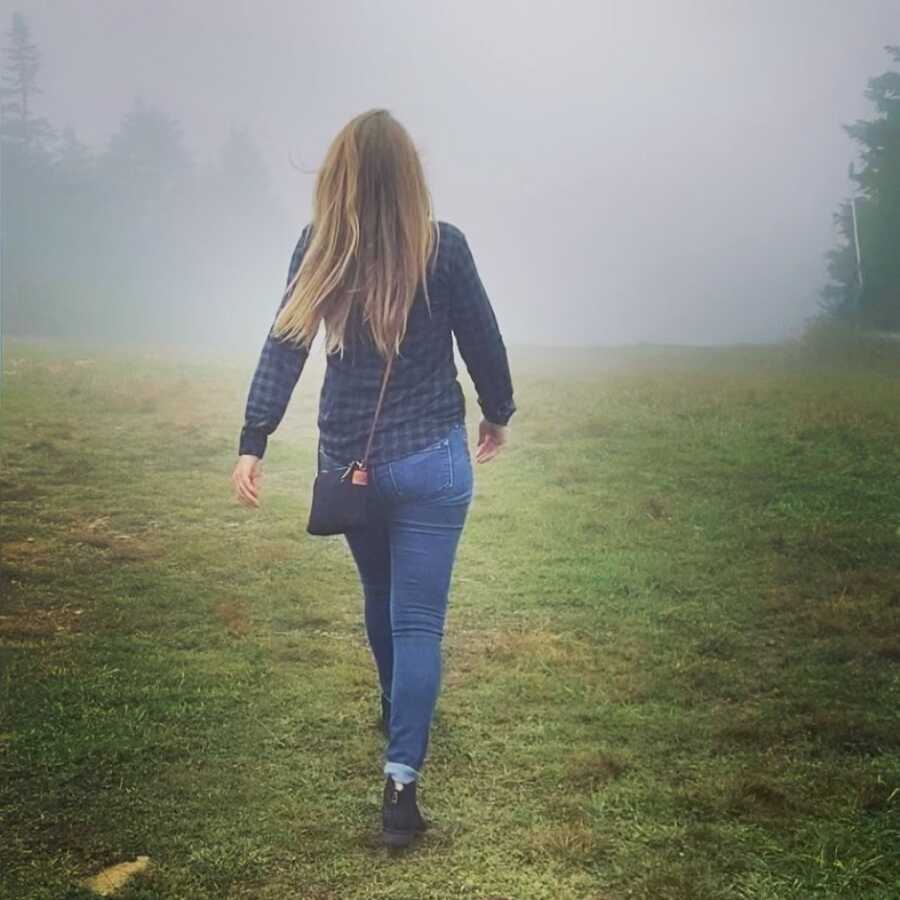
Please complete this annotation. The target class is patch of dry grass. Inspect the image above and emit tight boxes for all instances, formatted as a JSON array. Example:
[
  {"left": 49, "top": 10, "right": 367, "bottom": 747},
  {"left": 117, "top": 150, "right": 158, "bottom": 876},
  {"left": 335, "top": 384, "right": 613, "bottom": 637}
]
[
  {"left": 210, "top": 599, "right": 251, "bottom": 637},
  {"left": 0, "top": 604, "right": 85, "bottom": 640},
  {"left": 65, "top": 515, "right": 166, "bottom": 562}
]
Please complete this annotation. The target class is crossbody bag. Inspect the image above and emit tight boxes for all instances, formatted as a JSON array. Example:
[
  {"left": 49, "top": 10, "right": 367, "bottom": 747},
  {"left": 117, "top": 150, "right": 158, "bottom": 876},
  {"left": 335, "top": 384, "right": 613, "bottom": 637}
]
[{"left": 306, "top": 351, "right": 395, "bottom": 536}]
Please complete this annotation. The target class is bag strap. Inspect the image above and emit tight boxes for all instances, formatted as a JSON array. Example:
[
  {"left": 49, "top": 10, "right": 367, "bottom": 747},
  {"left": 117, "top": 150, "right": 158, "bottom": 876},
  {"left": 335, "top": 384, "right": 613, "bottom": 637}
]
[{"left": 360, "top": 350, "right": 395, "bottom": 470}]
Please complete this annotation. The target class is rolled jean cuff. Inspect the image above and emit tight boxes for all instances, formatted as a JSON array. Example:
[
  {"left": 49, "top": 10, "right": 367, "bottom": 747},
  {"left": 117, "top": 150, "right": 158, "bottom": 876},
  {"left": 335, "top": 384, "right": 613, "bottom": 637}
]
[{"left": 384, "top": 762, "right": 419, "bottom": 784}]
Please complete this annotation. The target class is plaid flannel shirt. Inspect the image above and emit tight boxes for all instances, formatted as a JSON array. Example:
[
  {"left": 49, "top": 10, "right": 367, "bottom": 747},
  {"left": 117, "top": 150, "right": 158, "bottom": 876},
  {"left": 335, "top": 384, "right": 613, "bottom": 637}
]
[{"left": 238, "top": 220, "right": 516, "bottom": 466}]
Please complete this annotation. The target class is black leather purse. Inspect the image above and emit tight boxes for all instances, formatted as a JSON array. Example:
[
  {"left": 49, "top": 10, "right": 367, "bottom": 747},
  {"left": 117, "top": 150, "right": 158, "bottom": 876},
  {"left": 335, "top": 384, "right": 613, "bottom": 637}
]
[{"left": 307, "top": 352, "right": 395, "bottom": 536}]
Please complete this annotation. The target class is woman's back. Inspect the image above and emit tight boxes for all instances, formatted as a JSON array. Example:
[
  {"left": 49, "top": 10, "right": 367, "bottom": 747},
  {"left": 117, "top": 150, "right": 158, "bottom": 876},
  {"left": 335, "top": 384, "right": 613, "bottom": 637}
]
[{"left": 239, "top": 219, "right": 516, "bottom": 466}]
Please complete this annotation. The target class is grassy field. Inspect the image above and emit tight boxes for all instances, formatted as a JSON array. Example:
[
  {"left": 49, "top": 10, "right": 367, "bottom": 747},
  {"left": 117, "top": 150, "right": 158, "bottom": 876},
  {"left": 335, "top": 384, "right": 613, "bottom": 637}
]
[{"left": 2, "top": 337, "right": 899, "bottom": 899}]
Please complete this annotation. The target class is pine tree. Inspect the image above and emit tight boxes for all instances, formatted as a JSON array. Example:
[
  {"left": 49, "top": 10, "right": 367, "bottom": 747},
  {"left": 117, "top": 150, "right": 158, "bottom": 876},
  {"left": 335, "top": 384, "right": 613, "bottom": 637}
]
[
  {"left": 0, "top": 11, "right": 56, "bottom": 159},
  {"left": 823, "top": 46, "right": 900, "bottom": 330}
]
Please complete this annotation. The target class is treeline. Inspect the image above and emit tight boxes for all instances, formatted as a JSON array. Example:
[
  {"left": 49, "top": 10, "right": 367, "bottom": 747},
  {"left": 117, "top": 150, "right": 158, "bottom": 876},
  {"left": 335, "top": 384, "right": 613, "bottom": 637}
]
[
  {"left": 822, "top": 45, "right": 900, "bottom": 332},
  {"left": 1, "top": 12, "right": 296, "bottom": 348}
]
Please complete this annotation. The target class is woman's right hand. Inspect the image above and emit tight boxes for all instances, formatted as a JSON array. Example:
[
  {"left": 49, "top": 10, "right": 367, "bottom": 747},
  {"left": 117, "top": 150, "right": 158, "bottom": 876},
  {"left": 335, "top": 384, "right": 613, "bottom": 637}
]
[
  {"left": 232, "top": 455, "right": 263, "bottom": 508},
  {"left": 475, "top": 418, "right": 508, "bottom": 463}
]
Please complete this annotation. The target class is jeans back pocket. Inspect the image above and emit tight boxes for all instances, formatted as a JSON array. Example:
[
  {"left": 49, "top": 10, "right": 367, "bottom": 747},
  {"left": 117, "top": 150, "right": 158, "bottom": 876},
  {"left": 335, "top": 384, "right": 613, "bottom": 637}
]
[{"left": 387, "top": 438, "right": 453, "bottom": 500}]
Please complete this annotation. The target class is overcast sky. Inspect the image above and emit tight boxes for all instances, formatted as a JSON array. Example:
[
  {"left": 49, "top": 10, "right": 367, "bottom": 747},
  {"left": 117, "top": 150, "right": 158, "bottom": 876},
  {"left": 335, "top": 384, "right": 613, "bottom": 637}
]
[{"left": 13, "top": 0, "right": 899, "bottom": 346}]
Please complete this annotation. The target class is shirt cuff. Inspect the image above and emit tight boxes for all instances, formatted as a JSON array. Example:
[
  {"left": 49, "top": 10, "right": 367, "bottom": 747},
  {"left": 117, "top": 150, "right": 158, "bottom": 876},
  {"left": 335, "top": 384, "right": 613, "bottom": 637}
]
[
  {"left": 239, "top": 426, "right": 268, "bottom": 459},
  {"left": 481, "top": 399, "right": 516, "bottom": 427}
]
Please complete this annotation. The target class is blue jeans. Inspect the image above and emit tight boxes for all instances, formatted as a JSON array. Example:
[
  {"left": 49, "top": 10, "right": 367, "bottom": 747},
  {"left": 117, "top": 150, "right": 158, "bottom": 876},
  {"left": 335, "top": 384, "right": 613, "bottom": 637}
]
[{"left": 317, "top": 422, "right": 474, "bottom": 784}]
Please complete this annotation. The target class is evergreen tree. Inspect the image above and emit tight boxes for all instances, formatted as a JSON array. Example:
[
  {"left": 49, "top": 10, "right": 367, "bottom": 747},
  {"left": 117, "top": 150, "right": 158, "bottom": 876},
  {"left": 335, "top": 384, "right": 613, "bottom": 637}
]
[
  {"left": 100, "top": 95, "right": 194, "bottom": 225},
  {"left": 0, "top": 11, "right": 56, "bottom": 159},
  {"left": 1, "top": 12, "right": 58, "bottom": 338},
  {"left": 823, "top": 46, "right": 900, "bottom": 330}
]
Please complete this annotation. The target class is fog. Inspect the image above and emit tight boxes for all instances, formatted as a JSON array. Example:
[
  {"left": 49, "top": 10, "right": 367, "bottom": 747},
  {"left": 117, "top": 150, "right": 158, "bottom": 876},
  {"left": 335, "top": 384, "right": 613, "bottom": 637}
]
[{"left": 7, "top": 0, "right": 899, "bottom": 348}]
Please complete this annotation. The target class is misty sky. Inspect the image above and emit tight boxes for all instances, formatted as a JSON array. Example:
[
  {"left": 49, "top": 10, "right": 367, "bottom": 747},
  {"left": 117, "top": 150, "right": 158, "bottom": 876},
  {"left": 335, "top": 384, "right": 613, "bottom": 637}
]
[{"left": 13, "top": 0, "right": 900, "bottom": 346}]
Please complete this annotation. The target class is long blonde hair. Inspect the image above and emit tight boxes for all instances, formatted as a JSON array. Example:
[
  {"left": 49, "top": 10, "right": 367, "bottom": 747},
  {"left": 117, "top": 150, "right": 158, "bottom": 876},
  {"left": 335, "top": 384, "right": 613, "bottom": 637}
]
[{"left": 273, "top": 109, "right": 439, "bottom": 360}]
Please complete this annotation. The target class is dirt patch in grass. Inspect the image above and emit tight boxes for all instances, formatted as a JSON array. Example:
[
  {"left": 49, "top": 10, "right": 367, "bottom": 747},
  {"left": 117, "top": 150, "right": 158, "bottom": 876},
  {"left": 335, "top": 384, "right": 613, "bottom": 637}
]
[
  {"left": 66, "top": 515, "right": 165, "bottom": 562},
  {"left": 2, "top": 538, "right": 56, "bottom": 568},
  {"left": 0, "top": 604, "right": 84, "bottom": 639},
  {"left": 211, "top": 599, "right": 251, "bottom": 637}
]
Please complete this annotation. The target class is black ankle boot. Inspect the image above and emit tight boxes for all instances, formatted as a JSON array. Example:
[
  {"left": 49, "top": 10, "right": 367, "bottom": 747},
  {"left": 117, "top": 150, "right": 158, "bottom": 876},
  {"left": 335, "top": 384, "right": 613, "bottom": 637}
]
[{"left": 382, "top": 776, "right": 428, "bottom": 847}]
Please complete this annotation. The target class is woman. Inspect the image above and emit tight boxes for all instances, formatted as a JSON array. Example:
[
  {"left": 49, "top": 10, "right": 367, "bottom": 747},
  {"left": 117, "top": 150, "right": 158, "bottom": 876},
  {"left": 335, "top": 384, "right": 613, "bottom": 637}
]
[{"left": 231, "top": 109, "right": 516, "bottom": 848}]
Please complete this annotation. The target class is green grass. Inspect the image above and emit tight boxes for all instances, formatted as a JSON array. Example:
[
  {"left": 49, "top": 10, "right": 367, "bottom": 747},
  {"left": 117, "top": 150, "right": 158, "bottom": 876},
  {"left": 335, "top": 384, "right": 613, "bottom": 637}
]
[{"left": 2, "top": 337, "right": 899, "bottom": 899}]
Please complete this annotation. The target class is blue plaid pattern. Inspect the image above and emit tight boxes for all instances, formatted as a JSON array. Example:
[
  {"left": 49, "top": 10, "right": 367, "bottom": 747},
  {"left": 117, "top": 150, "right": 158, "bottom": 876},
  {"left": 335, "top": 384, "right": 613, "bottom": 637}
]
[{"left": 238, "top": 220, "right": 516, "bottom": 465}]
